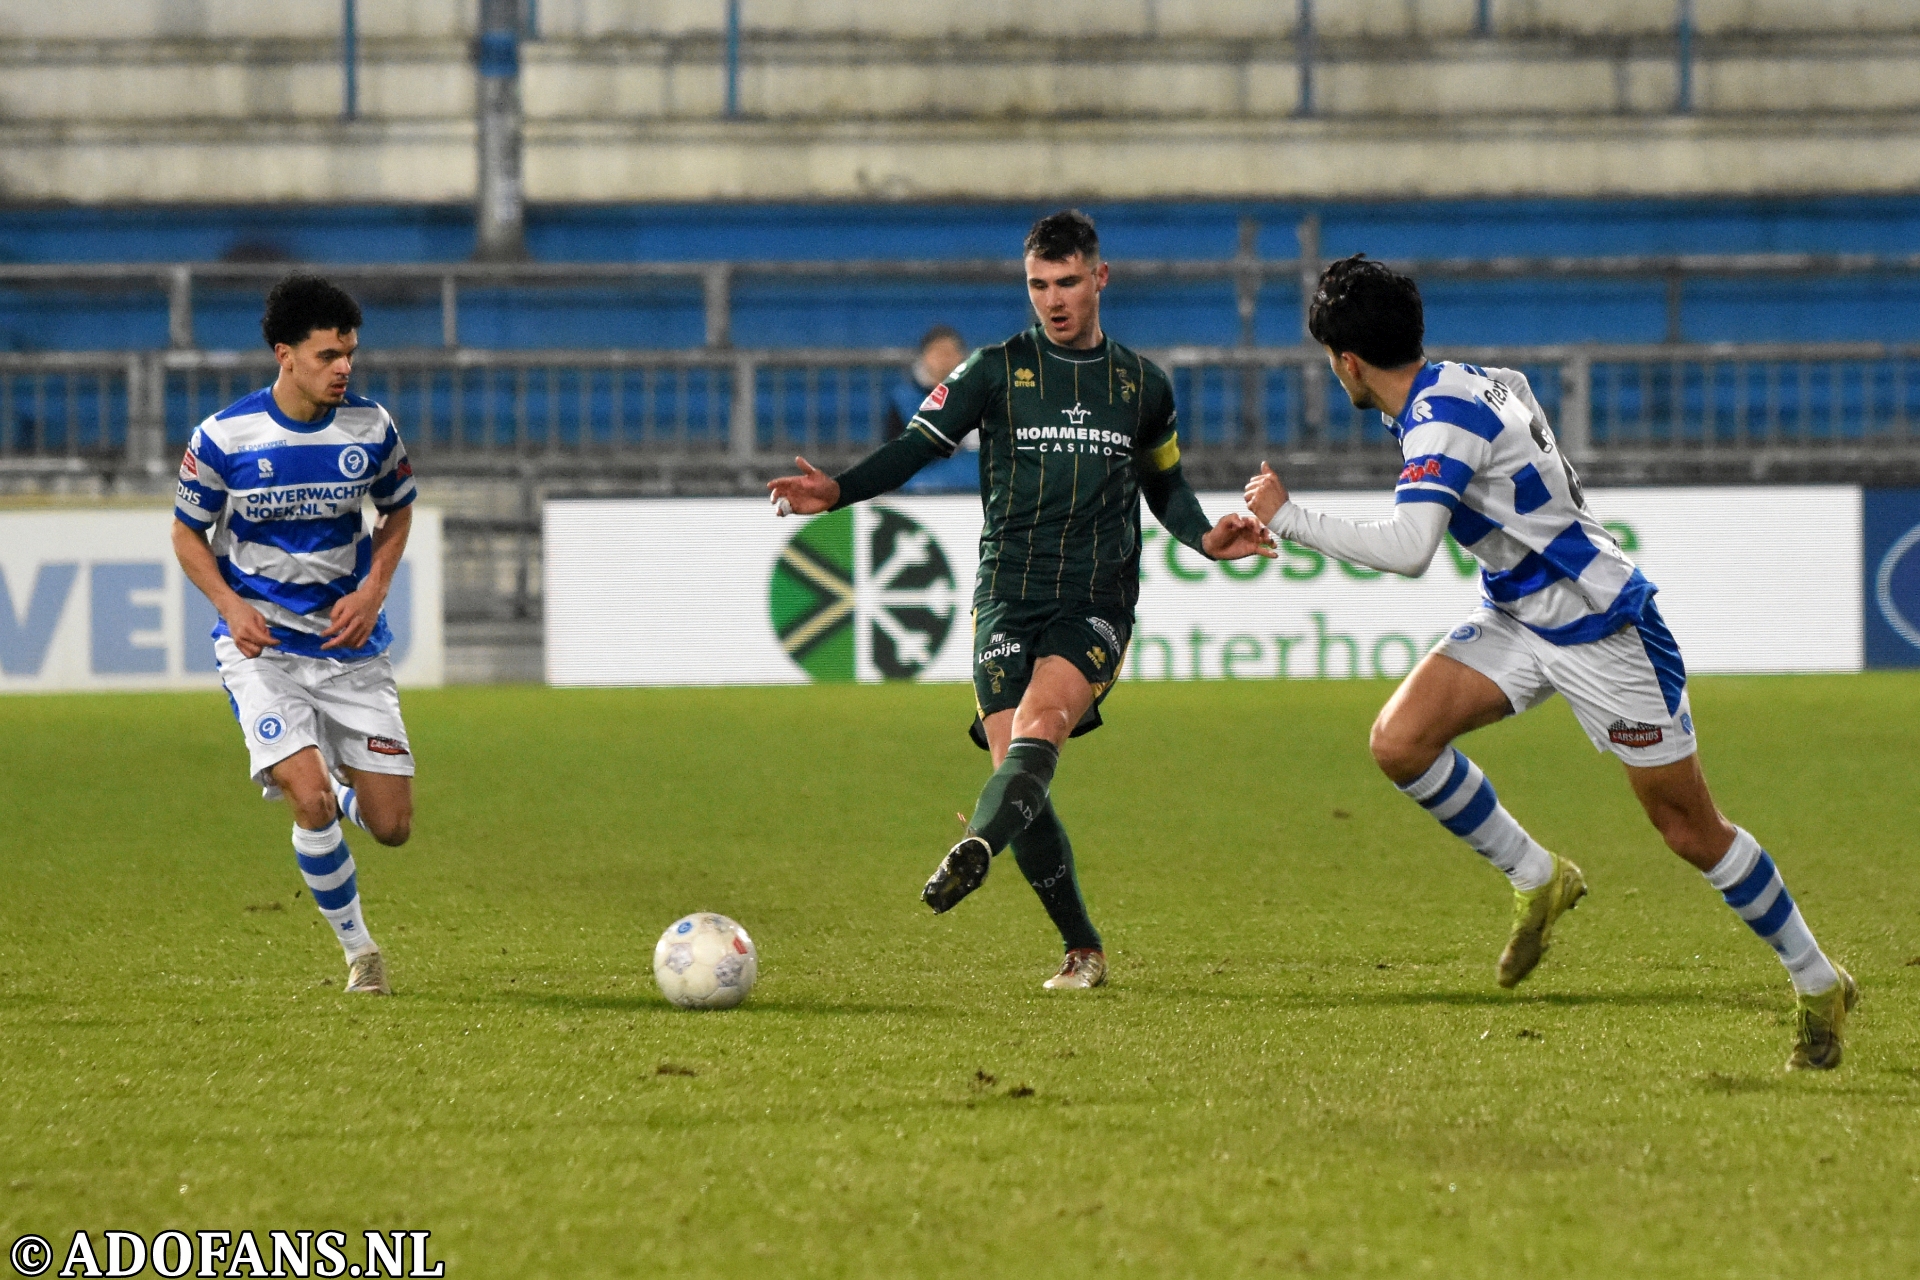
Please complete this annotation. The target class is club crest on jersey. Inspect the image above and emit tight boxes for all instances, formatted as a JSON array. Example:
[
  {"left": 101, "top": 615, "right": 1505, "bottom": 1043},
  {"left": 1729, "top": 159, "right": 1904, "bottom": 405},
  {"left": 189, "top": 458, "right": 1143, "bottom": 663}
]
[
  {"left": 1118, "top": 371, "right": 1137, "bottom": 402},
  {"left": 920, "top": 384, "right": 949, "bottom": 412},
  {"left": 1061, "top": 403, "right": 1091, "bottom": 426},
  {"left": 338, "top": 445, "right": 370, "bottom": 479},
  {"left": 1410, "top": 399, "right": 1434, "bottom": 423},
  {"left": 1013, "top": 367, "right": 1036, "bottom": 388}
]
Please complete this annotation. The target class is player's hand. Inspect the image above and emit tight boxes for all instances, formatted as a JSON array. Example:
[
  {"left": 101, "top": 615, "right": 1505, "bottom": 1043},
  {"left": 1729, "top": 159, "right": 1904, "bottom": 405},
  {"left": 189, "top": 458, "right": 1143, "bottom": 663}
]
[
  {"left": 1243, "top": 461, "right": 1290, "bottom": 526},
  {"left": 322, "top": 587, "right": 383, "bottom": 651},
  {"left": 1202, "top": 512, "right": 1279, "bottom": 561},
  {"left": 766, "top": 456, "right": 839, "bottom": 517},
  {"left": 221, "top": 600, "right": 279, "bottom": 659}
]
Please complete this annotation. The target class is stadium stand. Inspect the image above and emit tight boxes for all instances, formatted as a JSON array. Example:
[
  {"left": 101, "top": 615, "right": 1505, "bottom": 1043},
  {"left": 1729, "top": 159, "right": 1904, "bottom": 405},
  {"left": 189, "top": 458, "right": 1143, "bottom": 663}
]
[{"left": 2, "top": 1, "right": 1916, "bottom": 679}]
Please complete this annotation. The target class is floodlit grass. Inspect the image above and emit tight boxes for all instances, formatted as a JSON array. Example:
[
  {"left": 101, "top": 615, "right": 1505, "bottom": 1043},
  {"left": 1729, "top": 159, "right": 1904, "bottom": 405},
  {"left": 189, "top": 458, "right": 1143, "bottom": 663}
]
[{"left": 3, "top": 675, "right": 1918, "bottom": 1278}]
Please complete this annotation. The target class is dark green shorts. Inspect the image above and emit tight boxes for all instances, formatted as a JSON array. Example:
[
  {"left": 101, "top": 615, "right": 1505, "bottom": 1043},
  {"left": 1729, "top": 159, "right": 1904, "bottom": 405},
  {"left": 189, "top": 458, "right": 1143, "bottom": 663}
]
[{"left": 967, "top": 598, "right": 1133, "bottom": 748}]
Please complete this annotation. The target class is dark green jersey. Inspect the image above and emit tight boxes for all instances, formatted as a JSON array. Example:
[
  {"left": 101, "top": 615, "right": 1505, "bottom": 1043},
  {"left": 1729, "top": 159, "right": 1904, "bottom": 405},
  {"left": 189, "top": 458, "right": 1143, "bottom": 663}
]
[{"left": 902, "top": 324, "right": 1190, "bottom": 610}]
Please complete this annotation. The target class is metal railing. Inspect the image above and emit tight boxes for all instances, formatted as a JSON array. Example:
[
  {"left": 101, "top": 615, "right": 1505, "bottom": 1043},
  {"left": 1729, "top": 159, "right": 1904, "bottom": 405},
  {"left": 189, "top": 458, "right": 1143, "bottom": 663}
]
[
  {"left": 6, "top": 237, "right": 1918, "bottom": 351},
  {"left": 6, "top": 342, "right": 1917, "bottom": 489}
]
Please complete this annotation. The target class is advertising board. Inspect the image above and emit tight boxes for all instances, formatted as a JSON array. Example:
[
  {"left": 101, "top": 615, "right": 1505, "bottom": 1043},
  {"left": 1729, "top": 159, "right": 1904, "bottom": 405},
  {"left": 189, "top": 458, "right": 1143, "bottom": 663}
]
[
  {"left": 0, "top": 507, "right": 444, "bottom": 692},
  {"left": 1863, "top": 489, "right": 1920, "bottom": 669},
  {"left": 545, "top": 488, "right": 1861, "bottom": 687}
]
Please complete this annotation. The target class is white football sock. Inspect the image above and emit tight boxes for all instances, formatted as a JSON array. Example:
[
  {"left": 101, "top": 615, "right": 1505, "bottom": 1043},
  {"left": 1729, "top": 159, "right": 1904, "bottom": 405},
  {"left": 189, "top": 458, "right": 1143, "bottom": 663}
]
[
  {"left": 1398, "top": 748, "right": 1555, "bottom": 892},
  {"left": 1703, "top": 828, "right": 1838, "bottom": 996},
  {"left": 292, "top": 821, "right": 377, "bottom": 959}
]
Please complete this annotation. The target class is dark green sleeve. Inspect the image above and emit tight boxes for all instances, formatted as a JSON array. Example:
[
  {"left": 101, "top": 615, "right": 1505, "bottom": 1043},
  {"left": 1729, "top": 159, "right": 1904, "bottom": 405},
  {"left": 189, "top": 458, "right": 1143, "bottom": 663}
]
[
  {"left": 1134, "top": 364, "right": 1214, "bottom": 557},
  {"left": 833, "top": 347, "right": 1000, "bottom": 509},
  {"left": 830, "top": 430, "right": 946, "bottom": 509},
  {"left": 1141, "top": 465, "right": 1214, "bottom": 558}
]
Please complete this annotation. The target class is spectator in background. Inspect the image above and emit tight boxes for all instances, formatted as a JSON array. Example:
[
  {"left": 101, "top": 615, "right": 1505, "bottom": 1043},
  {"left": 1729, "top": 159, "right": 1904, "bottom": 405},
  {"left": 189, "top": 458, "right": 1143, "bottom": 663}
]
[
  {"left": 887, "top": 325, "right": 982, "bottom": 492},
  {"left": 884, "top": 325, "right": 969, "bottom": 440}
]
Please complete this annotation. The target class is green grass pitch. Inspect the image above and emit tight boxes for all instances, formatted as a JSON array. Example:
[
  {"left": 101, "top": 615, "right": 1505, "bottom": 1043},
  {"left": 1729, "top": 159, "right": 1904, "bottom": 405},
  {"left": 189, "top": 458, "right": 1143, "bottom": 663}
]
[{"left": 4, "top": 675, "right": 1919, "bottom": 1278}]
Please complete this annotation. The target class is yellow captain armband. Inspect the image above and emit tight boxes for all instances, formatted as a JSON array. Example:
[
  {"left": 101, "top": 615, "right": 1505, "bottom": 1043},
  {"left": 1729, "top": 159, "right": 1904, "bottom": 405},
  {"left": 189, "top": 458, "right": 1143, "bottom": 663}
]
[{"left": 1144, "top": 434, "right": 1181, "bottom": 472}]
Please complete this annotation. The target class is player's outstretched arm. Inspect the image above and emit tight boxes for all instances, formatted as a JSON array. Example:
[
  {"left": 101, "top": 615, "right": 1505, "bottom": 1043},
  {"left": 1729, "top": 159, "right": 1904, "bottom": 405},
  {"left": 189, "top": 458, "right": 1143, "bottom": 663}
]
[
  {"left": 170, "top": 518, "right": 278, "bottom": 658},
  {"left": 1139, "top": 462, "right": 1275, "bottom": 562},
  {"left": 1245, "top": 460, "right": 1448, "bottom": 578},
  {"left": 767, "top": 431, "right": 948, "bottom": 518}
]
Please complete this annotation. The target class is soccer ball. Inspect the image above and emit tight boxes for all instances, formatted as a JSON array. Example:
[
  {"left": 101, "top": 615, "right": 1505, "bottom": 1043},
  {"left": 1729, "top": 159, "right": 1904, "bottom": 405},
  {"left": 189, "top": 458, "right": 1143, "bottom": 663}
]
[{"left": 652, "top": 913, "right": 758, "bottom": 1009}]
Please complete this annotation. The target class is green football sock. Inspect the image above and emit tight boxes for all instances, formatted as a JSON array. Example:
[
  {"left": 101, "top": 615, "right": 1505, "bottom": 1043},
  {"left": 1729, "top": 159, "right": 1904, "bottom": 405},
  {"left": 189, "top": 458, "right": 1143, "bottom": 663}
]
[
  {"left": 1010, "top": 801, "right": 1102, "bottom": 953},
  {"left": 967, "top": 737, "right": 1058, "bottom": 853}
]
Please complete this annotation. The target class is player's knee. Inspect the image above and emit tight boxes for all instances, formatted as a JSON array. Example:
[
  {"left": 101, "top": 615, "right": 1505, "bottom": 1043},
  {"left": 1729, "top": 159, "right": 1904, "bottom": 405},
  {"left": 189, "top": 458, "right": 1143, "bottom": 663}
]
[
  {"left": 369, "top": 810, "right": 412, "bottom": 847},
  {"left": 289, "top": 788, "right": 338, "bottom": 832},
  {"left": 1368, "top": 715, "right": 1430, "bottom": 781}
]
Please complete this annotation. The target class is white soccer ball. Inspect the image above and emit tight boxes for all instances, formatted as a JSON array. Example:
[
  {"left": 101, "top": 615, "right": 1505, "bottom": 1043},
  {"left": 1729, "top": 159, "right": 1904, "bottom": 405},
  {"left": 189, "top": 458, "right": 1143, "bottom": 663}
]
[{"left": 652, "top": 913, "right": 758, "bottom": 1009}]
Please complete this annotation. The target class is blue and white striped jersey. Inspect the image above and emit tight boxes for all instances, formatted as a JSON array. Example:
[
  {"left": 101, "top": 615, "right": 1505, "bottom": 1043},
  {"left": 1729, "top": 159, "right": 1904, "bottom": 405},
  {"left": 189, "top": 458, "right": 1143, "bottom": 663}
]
[
  {"left": 174, "top": 387, "right": 416, "bottom": 661},
  {"left": 1390, "top": 361, "right": 1652, "bottom": 645}
]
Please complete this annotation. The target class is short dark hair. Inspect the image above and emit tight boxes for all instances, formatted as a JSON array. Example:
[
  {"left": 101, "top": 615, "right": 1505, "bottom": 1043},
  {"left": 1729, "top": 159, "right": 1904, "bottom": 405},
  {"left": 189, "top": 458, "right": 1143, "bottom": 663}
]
[
  {"left": 1306, "top": 254, "right": 1424, "bottom": 368},
  {"left": 1024, "top": 209, "right": 1100, "bottom": 263},
  {"left": 261, "top": 275, "right": 363, "bottom": 350},
  {"left": 918, "top": 324, "right": 964, "bottom": 352}
]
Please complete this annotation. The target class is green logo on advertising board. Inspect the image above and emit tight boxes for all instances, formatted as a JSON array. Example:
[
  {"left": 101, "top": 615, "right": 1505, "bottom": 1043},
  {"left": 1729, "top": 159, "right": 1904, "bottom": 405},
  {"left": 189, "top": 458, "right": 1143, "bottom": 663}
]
[{"left": 768, "top": 506, "right": 957, "bottom": 682}]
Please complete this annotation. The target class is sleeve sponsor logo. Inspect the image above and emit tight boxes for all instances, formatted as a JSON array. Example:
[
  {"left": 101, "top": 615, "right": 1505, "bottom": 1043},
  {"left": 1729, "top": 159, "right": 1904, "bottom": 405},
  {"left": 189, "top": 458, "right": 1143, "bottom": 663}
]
[
  {"left": 179, "top": 448, "right": 198, "bottom": 480},
  {"left": 920, "top": 384, "right": 949, "bottom": 412},
  {"left": 1606, "top": 719, "right": 1664, "bottom": 748},
  {"left": 1399, "top": 457, "right": 1446, "bottom": 485}
]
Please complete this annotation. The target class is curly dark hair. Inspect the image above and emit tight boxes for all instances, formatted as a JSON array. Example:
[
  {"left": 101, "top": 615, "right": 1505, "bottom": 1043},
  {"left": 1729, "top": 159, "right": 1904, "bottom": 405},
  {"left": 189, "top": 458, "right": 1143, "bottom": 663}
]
[
  {"left": 261, "top": 274, "right": 363, "bottom": 350},
  {"left": 1023, "top": 209, "right": 1100, "bottom": 263},
  {"left": 1306, "top": 254, "right": 1424, "bottom": 368}
]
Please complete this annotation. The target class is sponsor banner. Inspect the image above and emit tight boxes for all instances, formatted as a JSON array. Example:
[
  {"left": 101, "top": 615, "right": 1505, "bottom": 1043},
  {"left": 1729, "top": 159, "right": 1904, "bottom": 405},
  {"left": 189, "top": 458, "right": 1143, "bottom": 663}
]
[
  {"left": 1131, "top": 486, "right": 1859, "bottom": 681},
  {"left": 0, "top": 507, "right": 444, "bottom": 692},
  {"left": 546, "top": 498, "right": 978, "bottom": 686},
  {"left": 1863, "top": 488, "right": 1920, "bottom": 668},
  {"left": 545, "top": 487, "right": 1859, "bottom": 687}
]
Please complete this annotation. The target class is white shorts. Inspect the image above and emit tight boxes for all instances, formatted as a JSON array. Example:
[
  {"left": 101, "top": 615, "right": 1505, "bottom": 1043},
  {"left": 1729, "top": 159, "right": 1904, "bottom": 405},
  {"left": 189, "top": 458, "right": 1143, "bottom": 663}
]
[
  {"left": 216, "top": 636, "right": 415, "bottom": 797},
  {"left": 1432, "top": 602, "right": 1698, "bottom": 768}
]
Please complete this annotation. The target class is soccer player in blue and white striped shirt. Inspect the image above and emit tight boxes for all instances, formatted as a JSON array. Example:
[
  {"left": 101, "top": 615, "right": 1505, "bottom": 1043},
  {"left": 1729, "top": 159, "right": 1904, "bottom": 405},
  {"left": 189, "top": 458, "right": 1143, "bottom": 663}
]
[
  {"left": 1245, "top": 256, "right": 1854, "bottom": 1070},
  {"left": 172, "top": 276, "right": 418, "bottom": 996}
]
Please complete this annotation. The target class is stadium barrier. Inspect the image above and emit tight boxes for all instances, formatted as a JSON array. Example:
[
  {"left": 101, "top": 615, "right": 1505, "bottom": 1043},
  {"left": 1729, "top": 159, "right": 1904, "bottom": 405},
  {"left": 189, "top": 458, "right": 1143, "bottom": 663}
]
[
  {"left": 543, "top": 487, "right": 1890, "bottom": 688},
  {"left": 4, "top": 342, "right": 1917, "bottom": 482},
  {"left": 0, "top": 507, "right": 444, "bottom": 693},
  {"left": 7, "top": 249, "right": 1917, "bottom": 354}
]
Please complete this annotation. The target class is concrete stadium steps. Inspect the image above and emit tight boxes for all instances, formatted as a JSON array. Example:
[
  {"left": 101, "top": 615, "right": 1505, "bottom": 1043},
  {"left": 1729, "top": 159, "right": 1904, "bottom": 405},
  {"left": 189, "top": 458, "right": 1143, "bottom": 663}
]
[{"left": 1, "top": 2, "right": 1915, "bottom": 201}]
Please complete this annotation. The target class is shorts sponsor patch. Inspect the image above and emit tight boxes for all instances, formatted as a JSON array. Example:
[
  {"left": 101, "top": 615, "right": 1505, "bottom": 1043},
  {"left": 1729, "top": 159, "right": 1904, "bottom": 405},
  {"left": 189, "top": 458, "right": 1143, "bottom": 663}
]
[
  {"left": 920, "top": 384, "right": 949, "bottom": 411},
  {"left": 1087, "top": 616, "right": 1121, "bottom": 651},
  {"left": 977, "top": 638, "right": 1022, "bottom": 664},
  {"left": 1607, "top": 719, "right": 1664, "bottom": 748},
  {"left": 367, "top": 735, "right": 409, "bottom": 756},
  {"left": 1449, "top": 623, "right": 1481, "bottom": 643}
]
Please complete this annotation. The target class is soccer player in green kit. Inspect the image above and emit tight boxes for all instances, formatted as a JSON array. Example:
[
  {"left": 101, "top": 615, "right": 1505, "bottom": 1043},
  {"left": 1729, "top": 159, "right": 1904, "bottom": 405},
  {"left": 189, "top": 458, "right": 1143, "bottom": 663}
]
[{"left": 768, "top": 210, "right": 1273, "bottom": 989}]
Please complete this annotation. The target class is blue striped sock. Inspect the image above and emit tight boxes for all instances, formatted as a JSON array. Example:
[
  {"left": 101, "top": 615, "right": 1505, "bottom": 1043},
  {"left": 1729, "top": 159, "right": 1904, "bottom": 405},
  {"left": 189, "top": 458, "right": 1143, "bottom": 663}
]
[
  {"left": 1703, "top": 829, "right": 1837, "bottom": 996},
  {"left": 292, "top": 822, "right": 377, "bottom": 960},
  {"left": 1398, "top": 748, "right": 1554, "bottom": 891},
  {"left": 330, "top": 776, "right": 363, "bottom": 830}
]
